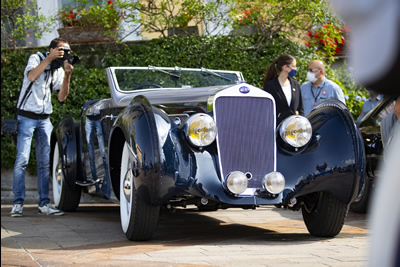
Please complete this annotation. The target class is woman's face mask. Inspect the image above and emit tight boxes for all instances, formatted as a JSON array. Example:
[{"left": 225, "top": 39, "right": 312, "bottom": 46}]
[{"left": 288, "top": 67, "right": 298, "bottom": 78}]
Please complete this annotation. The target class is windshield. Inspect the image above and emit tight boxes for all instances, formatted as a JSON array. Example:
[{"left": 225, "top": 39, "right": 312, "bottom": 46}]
[{"left": 113, "top": 67, "right": 242, "bottom": 92}]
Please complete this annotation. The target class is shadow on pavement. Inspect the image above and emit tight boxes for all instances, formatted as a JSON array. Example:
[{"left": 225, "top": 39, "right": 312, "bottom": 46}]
[{"left": 1, "top": 203, "right": 367, "bottom": 253}]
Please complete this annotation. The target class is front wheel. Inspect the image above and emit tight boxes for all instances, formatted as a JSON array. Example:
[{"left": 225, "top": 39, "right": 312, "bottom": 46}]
[
  {"left": 52, "top": 141, "right": 81, "bottom": 211},
  {"left": 301, "top": 192, "right": 349, "bottom": 237},
  {"left": 120, "top": 142, "right": 160, "bottom": 241}
]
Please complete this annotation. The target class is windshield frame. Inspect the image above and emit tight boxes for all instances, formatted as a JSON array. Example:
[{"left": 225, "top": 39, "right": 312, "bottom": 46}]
[{"left": 108, "top": 66, "right": 245, "bottom": 94}]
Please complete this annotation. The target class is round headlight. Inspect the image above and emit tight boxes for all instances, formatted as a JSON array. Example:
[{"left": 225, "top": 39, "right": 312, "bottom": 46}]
[
  {"left": 263, "top": 172, "right": 285, "bottom": 194},
  {"left": 185, "top": 114, "right": 217, "bottom": 147},
  {"left": 279, "top": 115, "right": 312, "bottom": 147},
  {"left": 225, "top": 171, "right": 248, "bottom": 195}
]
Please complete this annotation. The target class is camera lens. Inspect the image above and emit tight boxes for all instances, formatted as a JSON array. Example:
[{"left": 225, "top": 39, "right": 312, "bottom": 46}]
[{"left": 67, "top": 54, "right": 80, "bottom": 65}]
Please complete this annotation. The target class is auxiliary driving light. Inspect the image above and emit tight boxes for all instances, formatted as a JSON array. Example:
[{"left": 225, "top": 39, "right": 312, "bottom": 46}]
[
  {"left": 184, "top": 113, "right": 217, "bottom": 147},
  {"left": 279, "top": 115, "right": 312, "bottom": 148},
  {"left": 225, "top": 171, "right": 248, "bottom": 195},
  {"left": 263, "top": 172, "right": 285, "bottom": 194}
]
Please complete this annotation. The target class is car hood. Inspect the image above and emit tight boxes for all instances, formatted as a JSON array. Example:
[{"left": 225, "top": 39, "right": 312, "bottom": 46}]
[{"left": 117, "top": 84, "right": 234, "bottom": 108}]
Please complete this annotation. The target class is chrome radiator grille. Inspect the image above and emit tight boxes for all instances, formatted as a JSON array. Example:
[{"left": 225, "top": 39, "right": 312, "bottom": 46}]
[{"left": 215, "top": 96, "right": 275, "bottom": 188}]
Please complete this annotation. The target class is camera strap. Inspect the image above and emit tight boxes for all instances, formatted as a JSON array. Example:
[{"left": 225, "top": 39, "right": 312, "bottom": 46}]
[
  {"left": 37, "top": 51, "right": 55, "bottom": 95},
  {"left": 15, "top": 82, "right": 34, "bottom": 119}
]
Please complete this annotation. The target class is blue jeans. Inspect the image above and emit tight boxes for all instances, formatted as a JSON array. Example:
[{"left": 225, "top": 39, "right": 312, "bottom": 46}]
[
  {"left": 13, "top": 115, "right": 53, "bottom": 206},
  {"left": 85, "top": 117, "right": 111, "bottom": 198}
]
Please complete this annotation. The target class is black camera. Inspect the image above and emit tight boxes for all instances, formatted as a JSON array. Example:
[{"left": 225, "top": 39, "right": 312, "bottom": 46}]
[{"left": 62, "top": 47, "right": 80, "bottom": 65}]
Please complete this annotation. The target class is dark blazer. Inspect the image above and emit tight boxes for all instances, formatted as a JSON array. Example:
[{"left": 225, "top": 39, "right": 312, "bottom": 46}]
[{"left": 263, "top": 77, "right": 304, "bottom": 126}]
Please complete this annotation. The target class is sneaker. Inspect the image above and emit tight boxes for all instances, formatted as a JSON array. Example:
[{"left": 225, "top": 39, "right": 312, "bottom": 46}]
[
  {"left": 10, "top": 204, "right": 23, "bottom": 217},
  {"left": 38, "top": 203, "right": 64, "bottom": 216}
]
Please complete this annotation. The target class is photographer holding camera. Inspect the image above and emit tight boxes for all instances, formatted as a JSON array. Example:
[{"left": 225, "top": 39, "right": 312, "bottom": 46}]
[{"left": 10, "top": 38, "right": 77, "bottom": 217}]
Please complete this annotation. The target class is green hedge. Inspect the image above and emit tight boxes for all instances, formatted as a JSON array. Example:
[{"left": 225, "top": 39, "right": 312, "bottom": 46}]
[{"left": 1, "top": 34, "right": 367, "bottom": 172}]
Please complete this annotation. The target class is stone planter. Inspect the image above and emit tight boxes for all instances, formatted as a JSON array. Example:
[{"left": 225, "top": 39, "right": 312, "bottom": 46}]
[
  {"left": 57, "top": 27, "right": 117, "bottom": 43},
  {"left": 231, "top": 25, "right": 256, "bottom": 36}
]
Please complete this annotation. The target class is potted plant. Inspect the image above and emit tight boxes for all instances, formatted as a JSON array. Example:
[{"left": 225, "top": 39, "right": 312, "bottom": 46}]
[
  {"left": 305, "top": 23, "right": 351, "bottom": 58},
  {"left": 57, "top": 0, "right": 124, "bottom": 43},
  {"left": 230, "top": 6, "right": 262, "bottom": 35}
]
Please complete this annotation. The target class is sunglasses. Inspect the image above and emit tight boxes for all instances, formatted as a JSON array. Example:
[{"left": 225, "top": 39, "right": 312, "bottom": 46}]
[{"left": 307, "top": 68, "right": 320, "bottom": 72}]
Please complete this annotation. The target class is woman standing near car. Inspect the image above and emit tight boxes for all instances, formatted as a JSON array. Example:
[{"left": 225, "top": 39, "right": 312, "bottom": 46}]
[{"left": 263, "top": 54, "right": 304, "bottom": 125}]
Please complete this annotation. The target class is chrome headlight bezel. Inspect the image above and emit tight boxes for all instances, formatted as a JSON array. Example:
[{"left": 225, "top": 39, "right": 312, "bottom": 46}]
[
  {"left": 279, "top": 115, "right": 312, "bottom": 148},
  {"left": 224, "top": 171, "right": 248, "bottom": 195},
  {"left": 183, "top": 113, "right": 217, "bottom": 147}
]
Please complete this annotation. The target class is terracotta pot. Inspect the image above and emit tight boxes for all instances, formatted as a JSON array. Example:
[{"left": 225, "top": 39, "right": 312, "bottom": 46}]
[{"left": 57, "top": 27, "right": 117, "bottom": 43}]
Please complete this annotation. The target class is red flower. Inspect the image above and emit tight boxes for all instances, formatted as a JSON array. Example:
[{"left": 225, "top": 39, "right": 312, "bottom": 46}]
[
  {"left": 107, "top": 1, "right": 113, "bottom": 4},
  {"left": 308, "top": 32, "right": 312, "bottom": 37},
  {"left": 343, "top": 25, "right": 351, "bottom": 33},
  {"left": 305, "top": 42, "right": 311, "bottom": 47},
  {"left": 322, "top": 24, "right": 327, "bottom": 28},
  {"left": 314, "top": 34, "right": 319, "bottom": 38}
]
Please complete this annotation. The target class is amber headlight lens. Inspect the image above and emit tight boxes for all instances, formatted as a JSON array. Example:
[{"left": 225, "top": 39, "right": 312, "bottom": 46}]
[
  {"left": 279, "top": 115, "right": 312, "bottom": 147},
  {"left": 184, "top": 114, "right": 217, "bottom": 147}
]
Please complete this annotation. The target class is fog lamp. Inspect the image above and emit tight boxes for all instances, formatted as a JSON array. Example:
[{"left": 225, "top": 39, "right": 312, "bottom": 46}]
[
  {"left": 225, "top": 171, "right": 248, "bottom": 195},
  {"left": 263, "top": 172, "right": 285, "bottom": 194}
]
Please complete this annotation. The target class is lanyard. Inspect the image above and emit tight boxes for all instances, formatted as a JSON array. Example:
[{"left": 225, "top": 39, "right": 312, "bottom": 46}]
[{"left": 311, "top": 81, "right": 326, "bottom": 106}]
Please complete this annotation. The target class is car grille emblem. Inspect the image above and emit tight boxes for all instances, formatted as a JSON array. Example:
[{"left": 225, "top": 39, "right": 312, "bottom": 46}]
[{"left": 239, "top": 86, "right": 250, "bottom": 94}]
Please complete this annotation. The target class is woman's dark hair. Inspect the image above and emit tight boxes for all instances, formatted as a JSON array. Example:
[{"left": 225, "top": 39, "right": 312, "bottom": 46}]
[
  {"left": 49, "top": 38, "right": 69, "bottom": 49},
  {"left": 263, "top": 54, "right": 295, "bottom": 84}
]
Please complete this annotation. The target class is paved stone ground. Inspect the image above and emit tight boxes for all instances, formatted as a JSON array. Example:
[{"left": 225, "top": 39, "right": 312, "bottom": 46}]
[{"left": 1, "top": 203, "right": 369, "bottom": 267}]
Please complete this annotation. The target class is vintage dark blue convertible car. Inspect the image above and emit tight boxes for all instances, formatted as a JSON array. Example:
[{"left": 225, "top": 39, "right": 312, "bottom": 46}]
[{"left": 50, "top": 66, "right": 365, "bottom": 241}]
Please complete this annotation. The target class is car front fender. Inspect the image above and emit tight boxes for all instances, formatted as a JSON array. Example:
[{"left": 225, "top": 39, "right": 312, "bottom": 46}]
[
  {"left": 280, "top": 99, "right": 365, "bottom": 204},
  {"left": 109, "top": 95, "right": 162, "bottom": 206}
]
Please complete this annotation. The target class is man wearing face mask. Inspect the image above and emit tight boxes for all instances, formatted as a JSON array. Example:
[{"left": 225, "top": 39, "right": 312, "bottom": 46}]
[
  {"left": 300, "top": 60, "right": 346, "bottom": 115},
  {"left": 10, "top": 38, "right": 74, "bottom": 217}
]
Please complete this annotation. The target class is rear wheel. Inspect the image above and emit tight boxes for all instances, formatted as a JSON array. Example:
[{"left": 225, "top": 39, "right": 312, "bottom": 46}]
[
  {"left": 302, "top": 192, "right": 349, "bottom": 237},
  {"left": 52, "top": 141, "right": 81, "bottom": 211},
  {"left": 120, "top": 142, "right": 160, "bottom": 241}
]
